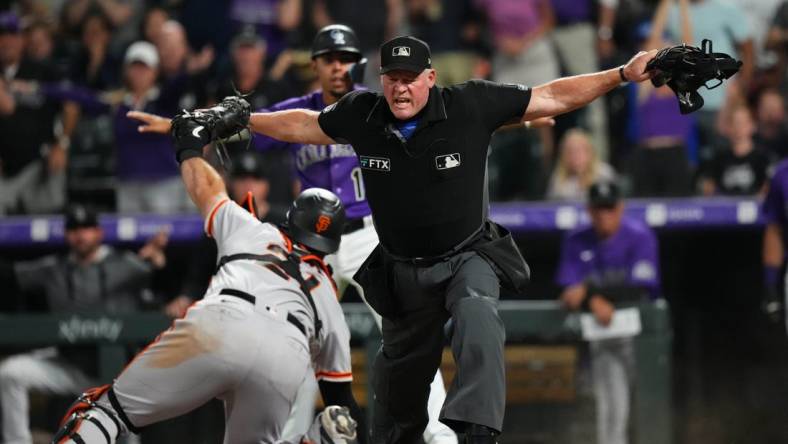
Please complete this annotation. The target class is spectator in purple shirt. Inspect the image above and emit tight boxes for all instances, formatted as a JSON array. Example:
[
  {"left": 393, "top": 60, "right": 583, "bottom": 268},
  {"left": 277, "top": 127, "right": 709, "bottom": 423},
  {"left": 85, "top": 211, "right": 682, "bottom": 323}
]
[
  {"left": 556, "top": 180, "right": 660, "bottom": 444},
  {"left": 761, "top": 159, "right": 788, "bottom": 327}
]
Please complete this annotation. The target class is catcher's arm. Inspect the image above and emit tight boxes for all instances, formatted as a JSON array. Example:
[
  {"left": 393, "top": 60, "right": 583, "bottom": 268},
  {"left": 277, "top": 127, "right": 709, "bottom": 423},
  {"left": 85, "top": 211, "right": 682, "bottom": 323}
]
[
  {"left": 181, "top": 157, "right": 229, "bottom": 218},
  {"left": 249, "top": 109, "right": 335, "bottom": 145},
  {"left": 524, "top": 50, "right": 657, "bottom": 120}
]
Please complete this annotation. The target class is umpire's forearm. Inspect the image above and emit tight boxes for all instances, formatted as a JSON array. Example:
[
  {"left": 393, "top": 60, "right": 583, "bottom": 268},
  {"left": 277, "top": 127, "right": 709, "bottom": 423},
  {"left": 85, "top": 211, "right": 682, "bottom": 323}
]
[
  {"left": 249, "top": 109, "right": 335, "bottom": 145},
  {"left": 180, "top": 157, "right": 230, "bottom": 218},
  {"left": 539, "top": 68, "right": 622, "bottom": 116}
]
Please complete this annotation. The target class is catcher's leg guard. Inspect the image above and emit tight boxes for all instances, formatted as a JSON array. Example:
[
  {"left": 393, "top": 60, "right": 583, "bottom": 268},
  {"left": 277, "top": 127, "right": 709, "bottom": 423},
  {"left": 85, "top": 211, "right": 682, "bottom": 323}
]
[{"left": 52, "top": 385, "right": 122, "bottom": 444}]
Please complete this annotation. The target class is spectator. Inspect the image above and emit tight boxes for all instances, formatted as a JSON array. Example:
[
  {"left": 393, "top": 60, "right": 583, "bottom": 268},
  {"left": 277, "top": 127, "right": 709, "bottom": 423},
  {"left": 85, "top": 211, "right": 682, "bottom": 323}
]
[
  {"left": 767, "top": 0, "right": 788, "bottom": 92},
  {"left": 313, "top": 0, "right": 404, "bottom": 90},
  {"left": 728, "top": 0, "right": 782, "bottom": 74},
  {"left": 0, "top": 203, "right": 167, "bottom": 444},
  {"left": 556, "top": 180, "right": 661, "bottom": 444},
  {"left": 547, "top": 128, "right": 616, "bottom": 201},
  {"left": 156, "top": 20, "right": 212, "bottom": 112},
  {"left": 666, "top": 0, "right": 754, "bottom": 156},
  {"left": 71, "top": 10, "right": 120, "bottom": 90},
  {"left": 141, "top": 4, "right": 169, "bottom": 44},
  {"left": 478, "top": 0, "right": 559, "bottom": 164},
  {"left": 754, "top": 88, "right": 788, "bottom": 161},
  {"left": 23, "top": 19, "right": 54, "bottom": 63},
  {"left": 167, "top": 150, "right": 285, "bottom": 318},
  {"left": 628, "top": 0, "right": 695, "bottom": 198},
  {"left": 404, "top": 0, "right": 483, "bottom": 86},
  {"left": 550, "top": 0, "right": 610, "bottom": 157},
  {"left": 228, "top": 0, "right": 303, "bottom": 62},
  {"left": 61, "top": 0, "right": 143, "bottom": 56},
  {"left": 0, "top": 11, "right": 66, "bottom": 215},
  {"left": 698, "top": 106, "right": 769, "bottom": 196},
  {"left": 210, "top": 27, "right": 295, "bottom": 111}
]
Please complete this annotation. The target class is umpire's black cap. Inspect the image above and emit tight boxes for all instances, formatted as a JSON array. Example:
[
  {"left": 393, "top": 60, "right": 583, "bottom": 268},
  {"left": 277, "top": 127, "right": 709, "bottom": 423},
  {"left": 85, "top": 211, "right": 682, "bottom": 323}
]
[
  {"left": 65, "top": 204, "right": 100, "bottom": 230},
  {"left": 380, "top": 36, "right": 431, "bottom": 74},
  {"left": 311, "top": 24, "right": 362, "bottom": 60},
  {"left": 229, "top": 151, "right": 268, "bottom": 179},
  {"left": 286, "top": 188, "right": 346, "bottom": 254},
  {"left": 588, "top": 181, "right": 622, "bottom": 208}
]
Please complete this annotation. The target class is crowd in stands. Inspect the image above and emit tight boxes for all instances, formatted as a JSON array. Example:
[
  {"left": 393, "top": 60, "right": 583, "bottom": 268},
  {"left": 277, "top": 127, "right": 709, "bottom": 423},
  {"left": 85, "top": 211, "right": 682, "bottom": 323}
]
[{"left": 1, "top": 0, "right": 788, "bottom": 216}]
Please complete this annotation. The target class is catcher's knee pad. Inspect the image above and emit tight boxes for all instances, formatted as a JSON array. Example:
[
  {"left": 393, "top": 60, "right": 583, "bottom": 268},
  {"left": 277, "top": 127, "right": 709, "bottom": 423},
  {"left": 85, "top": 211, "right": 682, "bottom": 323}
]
[{"left": 52, "top": 385, "right": 122, "bottom": 444}]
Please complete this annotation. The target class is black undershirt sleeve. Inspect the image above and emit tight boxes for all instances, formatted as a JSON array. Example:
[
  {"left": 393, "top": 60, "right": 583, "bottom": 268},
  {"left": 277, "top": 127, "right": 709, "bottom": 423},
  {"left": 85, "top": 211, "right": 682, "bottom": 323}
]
[{"left": 318, "top": 380, "right": 368, "bottom": 444}]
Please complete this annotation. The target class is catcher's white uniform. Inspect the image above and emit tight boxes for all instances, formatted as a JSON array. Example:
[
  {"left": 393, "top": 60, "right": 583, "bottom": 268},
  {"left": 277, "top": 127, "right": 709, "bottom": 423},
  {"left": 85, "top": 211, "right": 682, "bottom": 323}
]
[{"left": 63, "top": 199, "right": 352, "bottom": 444}]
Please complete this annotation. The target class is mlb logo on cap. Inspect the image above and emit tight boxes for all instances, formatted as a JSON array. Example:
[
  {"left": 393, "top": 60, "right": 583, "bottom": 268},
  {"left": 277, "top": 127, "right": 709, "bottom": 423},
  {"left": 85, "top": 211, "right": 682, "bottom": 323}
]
[
  {"left": 393, "top": 46, "right": 411, "bottom": 57},
  {"left": 380, "top": 36, "right": 432, "bottom": 74}
]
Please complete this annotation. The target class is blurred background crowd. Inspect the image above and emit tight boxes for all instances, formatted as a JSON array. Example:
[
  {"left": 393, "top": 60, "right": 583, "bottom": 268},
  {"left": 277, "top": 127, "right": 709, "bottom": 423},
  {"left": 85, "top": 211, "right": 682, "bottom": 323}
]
[
  {"left": 1, "top": 0, "right": 787, "bottom": 216},
  {"left": 2, "top": 0, "right": 788, "bottom": 443}
]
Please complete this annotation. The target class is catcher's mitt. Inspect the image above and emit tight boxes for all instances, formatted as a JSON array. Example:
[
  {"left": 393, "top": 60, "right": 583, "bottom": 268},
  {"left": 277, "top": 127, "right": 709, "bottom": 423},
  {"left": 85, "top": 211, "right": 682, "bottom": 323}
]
[
  {"left": 171, "top": 95, "right": 251, "bottom": 164},
  {"left": 645, "top": 39, "right": 742, "bottom": 114}
]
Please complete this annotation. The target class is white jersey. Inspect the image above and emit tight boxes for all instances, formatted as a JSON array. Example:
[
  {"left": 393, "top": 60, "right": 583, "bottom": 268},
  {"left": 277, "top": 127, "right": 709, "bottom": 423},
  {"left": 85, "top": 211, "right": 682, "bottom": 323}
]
[{"left": 206, "top": 197, "right": 353, "bottom": 383}]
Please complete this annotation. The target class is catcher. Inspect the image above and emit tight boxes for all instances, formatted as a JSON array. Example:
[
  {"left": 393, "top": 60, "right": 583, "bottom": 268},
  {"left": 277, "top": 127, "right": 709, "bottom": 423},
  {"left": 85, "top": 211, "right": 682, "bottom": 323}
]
[{"left": 52, "top": 99, "right": 362, "bottom": 444}]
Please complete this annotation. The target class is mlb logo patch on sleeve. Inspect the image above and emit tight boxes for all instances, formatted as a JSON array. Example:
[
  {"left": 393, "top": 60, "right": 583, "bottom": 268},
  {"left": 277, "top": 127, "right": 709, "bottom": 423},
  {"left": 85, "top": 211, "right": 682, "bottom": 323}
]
[{"left": 435, "top": 153, "right": 461, "bottom": 170}]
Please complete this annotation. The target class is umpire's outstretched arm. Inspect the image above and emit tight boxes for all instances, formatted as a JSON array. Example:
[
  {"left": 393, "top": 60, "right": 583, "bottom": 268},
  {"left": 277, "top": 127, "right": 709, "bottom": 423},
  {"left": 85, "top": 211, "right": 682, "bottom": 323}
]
[{"left": 523, "top": 49, "right": 658, "bottom": 121}]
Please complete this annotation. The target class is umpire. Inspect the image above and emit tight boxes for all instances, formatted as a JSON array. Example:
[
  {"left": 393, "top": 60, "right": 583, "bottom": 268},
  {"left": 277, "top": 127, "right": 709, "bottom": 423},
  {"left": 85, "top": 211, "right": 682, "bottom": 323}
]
[{"left": 248, "top": 35, "right": 659, "bottom": 443}]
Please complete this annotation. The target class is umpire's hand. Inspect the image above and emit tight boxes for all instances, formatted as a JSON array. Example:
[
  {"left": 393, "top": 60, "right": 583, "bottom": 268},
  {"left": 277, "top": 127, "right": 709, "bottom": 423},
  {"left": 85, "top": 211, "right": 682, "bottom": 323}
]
[{"left": 621, "top": 49, "right": 659, "bottom": 83}]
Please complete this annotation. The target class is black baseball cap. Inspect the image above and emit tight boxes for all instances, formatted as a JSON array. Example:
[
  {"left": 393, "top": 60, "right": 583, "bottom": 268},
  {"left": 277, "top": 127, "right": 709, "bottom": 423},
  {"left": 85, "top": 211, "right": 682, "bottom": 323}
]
[
  {"left": 588, "top": 181, "right": 622, "bottom": 208},
  {"left": 229, "top": 151, "right": 268, "bottom": 179},
  {"left": 64, "top": 204, "right": 99, "bottom": 230},
  {"left": 379, "top": 36, "right": 431, "bottom": 74}
]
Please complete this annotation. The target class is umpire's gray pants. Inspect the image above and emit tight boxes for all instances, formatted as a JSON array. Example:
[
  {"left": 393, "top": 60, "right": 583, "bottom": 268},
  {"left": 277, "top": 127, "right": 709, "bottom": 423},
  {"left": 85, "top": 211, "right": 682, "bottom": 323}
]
[
  {"left": 591, "top": 337, "right": 634, "bottom": 444},
  {"left": 371, "top": 252, "right": 505, "bottom": 443}
]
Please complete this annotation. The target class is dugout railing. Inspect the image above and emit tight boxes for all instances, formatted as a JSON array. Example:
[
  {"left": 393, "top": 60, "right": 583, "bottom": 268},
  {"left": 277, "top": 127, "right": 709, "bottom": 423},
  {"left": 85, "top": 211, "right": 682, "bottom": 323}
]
[{"left": 0, "top": 300, "right": 671, "bottom": 443}]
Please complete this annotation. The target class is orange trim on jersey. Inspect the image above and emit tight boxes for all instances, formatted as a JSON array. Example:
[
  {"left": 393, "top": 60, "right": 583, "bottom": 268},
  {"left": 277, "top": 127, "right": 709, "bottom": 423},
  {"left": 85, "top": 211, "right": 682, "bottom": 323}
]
[
  {"left": 245, "top": 191, "right": 254, "bottom": 214},
  {"left": 205, "top": 198, "right": 230, "bottom": 238},
  {"left": 315, "top": 370, "right": 353, "bottom": 379},
  {"left": 278, "top": 229, "right": 294, "bottom": 252},
  {"left": 302, "top": 255, "right": 339, "bottom": 296}
]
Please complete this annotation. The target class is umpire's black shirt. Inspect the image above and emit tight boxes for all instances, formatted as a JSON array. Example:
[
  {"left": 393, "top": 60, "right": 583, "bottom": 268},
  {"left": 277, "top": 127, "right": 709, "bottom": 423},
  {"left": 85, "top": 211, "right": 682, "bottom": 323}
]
[{"left": 318, "top": 80, "right": 531, "bottom": 257}]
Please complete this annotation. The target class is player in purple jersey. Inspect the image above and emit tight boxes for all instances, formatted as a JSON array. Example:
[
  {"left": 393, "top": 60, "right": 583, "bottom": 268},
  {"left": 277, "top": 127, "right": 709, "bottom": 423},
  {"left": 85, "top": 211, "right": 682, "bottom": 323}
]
[
  {"left": 127, "top": 25, "right": 458, "bottom": 444},
  {"left": 762, "top": 159, "right": 788, "bottom": 329},
  {"left": 556, "top": 180, "right": 660, "bottom": 444}
]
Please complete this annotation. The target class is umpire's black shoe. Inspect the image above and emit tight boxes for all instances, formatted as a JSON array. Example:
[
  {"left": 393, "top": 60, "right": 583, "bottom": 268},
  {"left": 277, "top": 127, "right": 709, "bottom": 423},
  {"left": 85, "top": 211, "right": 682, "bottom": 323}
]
[{"left": 463, "top": 424, "right": 499, "bottom": 444}]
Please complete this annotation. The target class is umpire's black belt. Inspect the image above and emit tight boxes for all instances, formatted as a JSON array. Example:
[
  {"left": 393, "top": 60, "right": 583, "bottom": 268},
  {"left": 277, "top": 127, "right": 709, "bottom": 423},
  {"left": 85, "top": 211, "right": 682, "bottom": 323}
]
[{"left": 219, "top": 288, "right": 307, "bottom": 337}]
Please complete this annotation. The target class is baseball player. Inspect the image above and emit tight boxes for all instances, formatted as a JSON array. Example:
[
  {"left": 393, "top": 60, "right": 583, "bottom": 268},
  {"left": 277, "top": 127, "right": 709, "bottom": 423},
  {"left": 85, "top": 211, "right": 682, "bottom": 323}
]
[
  {"left": 126, "top": 24, "right": 457, "bottom": 444},
  {"left": 52, "top": 105, "right": 361, "bottom": 444},
  {"left": 762, "top": 159, "right": 788, "bottom": 331}
]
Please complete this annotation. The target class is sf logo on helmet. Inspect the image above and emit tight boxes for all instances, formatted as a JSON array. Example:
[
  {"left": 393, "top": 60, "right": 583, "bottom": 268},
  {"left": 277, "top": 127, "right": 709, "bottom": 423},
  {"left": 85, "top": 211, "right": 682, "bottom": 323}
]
[{"left": 316, "top": 215, "right": 332, "bottom": 233}]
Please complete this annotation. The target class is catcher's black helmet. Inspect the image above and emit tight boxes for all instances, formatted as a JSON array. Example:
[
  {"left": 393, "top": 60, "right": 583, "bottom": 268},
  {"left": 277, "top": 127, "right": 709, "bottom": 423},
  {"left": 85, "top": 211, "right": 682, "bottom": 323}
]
[
  {"left": 287, "top": 188, "right": 346, "bottom": 254},
  {"left": 311, "top": 24, "right": 362, "bottom": 60}
]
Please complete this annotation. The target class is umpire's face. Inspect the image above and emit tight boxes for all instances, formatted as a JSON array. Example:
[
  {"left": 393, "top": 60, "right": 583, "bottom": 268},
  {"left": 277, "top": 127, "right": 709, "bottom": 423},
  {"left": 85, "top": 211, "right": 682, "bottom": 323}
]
[{"left": 381, "top": 68, "right": 436, "bottom": 120}]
